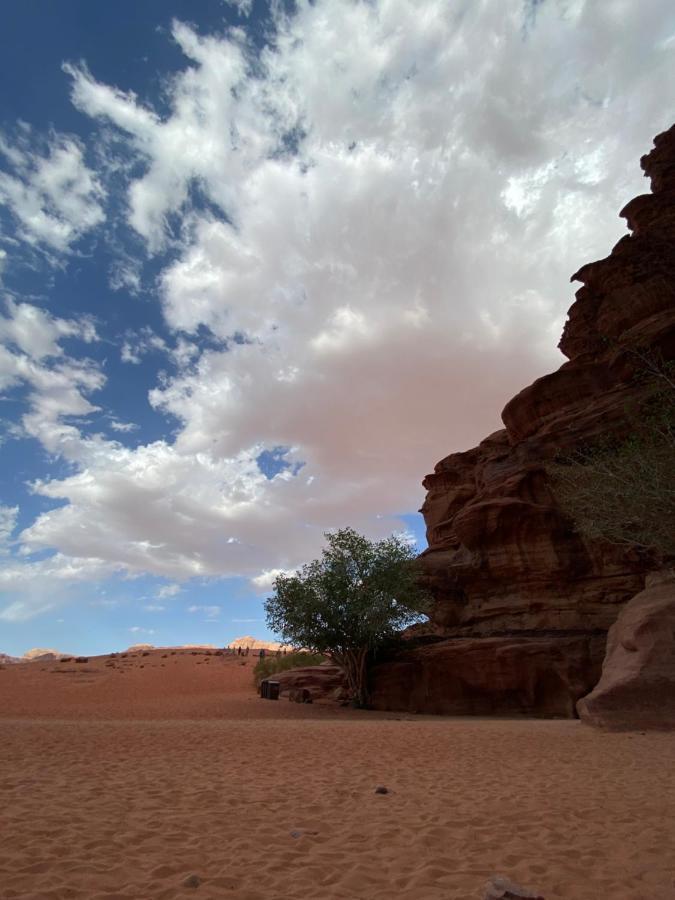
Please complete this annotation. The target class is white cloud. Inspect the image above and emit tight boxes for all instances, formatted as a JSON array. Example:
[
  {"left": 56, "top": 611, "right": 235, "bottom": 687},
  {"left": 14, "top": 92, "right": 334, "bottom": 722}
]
[
  {"left": 223, "top": 0, "right": 253, "bottom": 17},
  {"left": 187, "top": 604, "right": 221, "bottom": 618},
  {"left": 129, "top": 625, "right": 155, "bottom": 634},
  {"left": 0, "top": 505, "right": 18, "bottom": 553},
  {"left": 0, "top": 554, "right": 115, "bottom": 622},
  {"left": 0, "top": 298, "right": 103, "bottom": 458},
  {"left": 157, "top": 583, "right": 182, "bottom": 599},
  {"left": 119, "top": 326, "right": 167, "bottom": 365},
  {"left": 142, "top": 604, "right": 165, "bottom": 612},
  {"left": 0, "top": 298, "right": 97, "bottom": 360},
  {"left": 109, "top": 419, "right": 139, "bottom": 433},
  {"left": 5, "top": 0, "right": 675, "bottom": 601},
  {"left": 250, "top": 568, "right": 295, "bottom": 590},
  {"left": 0, "top": 128, "right": 105, "bottom": 253}
]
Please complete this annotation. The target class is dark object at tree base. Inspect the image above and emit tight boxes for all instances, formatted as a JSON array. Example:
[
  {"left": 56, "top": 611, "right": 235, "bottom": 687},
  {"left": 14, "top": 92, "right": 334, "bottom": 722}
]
[
  {"left": 289, "top": 687, "right": 313, "bottom": 703},
  {"left": 260, "top": 679, "right": 280, "bottom": 700}
]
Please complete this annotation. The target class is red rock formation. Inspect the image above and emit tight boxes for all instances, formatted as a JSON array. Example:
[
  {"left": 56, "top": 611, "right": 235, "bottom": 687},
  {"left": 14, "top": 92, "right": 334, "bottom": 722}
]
[
  {"left": 272, "top": 663, "right": 347, "bottom": 702},
  {"left": 577, "top": 570, "right": 675, "bottom": 730},
  {"left": 372, "top": 125, "right": 675, "bottom": 717},
  {"left": 419, "top": 124, "right": 675, "bottom": 637},
  {"left": 370, "top": 633, "right": 604, "bottom": 717}
]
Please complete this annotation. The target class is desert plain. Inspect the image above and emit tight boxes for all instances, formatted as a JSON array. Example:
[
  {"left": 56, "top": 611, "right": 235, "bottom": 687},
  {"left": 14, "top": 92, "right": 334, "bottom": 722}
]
[{"left": 1, "top": 649, "right": 674, "bottom": 900}]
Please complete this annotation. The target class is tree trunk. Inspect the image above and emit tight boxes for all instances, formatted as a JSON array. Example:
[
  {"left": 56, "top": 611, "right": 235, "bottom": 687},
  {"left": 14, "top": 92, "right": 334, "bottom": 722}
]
[{"left": 331, "top": 647, "right": 370, "bottom": 708}]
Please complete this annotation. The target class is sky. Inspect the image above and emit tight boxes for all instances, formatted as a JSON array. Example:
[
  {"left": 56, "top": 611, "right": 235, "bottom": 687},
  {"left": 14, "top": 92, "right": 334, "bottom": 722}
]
[{"left": 1, "top": 0, "right": 674, "bottom": 656}]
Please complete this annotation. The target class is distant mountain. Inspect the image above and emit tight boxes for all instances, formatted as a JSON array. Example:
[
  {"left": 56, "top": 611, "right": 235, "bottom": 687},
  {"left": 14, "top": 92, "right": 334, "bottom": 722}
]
[
  {"left": 125, "top": 643, "right": 219, "bottom": 652},
  {"left": 227, "top": 635, "right": 287, "bottom": 651},
  {"left": 0, "top": 653, "right": 21, "bottom": 664},
  {"left": 22, "top": 648, "right": 71, "bottom": 661}
]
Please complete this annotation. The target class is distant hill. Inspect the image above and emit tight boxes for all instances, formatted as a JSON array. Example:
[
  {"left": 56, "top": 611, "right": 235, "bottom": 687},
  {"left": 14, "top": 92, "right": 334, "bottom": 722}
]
[
  {"left": 0, "top": 653, "right": 21, "bottom": 665},
  {"left": 22, "top": 648, "right": 71, "bottom": 662},
  {"left": 227, "top": 635, "right": 287, "bottom": 651},
  {"left": 125, "top": 643, "right": 219, "bottom": 652}
]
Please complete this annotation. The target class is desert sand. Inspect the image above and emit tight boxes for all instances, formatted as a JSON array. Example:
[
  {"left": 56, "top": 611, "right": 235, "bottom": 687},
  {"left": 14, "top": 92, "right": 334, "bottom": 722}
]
[{"left": 1, "top": 649, "right": 674, "bottom": 900}]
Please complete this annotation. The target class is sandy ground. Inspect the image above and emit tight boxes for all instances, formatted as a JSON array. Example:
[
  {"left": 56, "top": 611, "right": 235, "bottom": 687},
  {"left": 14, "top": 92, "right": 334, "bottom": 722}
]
[{"left": 1, "top": 650, "right": 675, "bottom": 900}]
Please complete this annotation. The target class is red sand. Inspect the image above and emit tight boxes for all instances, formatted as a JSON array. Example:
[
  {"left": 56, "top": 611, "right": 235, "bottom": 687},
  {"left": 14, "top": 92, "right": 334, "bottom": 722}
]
[{"left": 1, "top": 649, "right": 675, "bottom": 899}]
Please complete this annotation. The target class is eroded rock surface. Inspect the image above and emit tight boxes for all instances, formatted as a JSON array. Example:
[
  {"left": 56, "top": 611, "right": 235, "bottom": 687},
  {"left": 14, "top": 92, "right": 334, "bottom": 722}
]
[
  {"left": 418, "top": 125, "right": 675, "bottom": 640},
  {"left": 372, "top": 125, "right": 675, "bottom": 717},
  {"left": 577, "top": 571, "right": 675, "bottom": 730},
  {"left": 272, "top": 664, "right": 347, "bottom": 702},
  {"left": 370, "top": 633, "right": 604, "bottom": 717}
]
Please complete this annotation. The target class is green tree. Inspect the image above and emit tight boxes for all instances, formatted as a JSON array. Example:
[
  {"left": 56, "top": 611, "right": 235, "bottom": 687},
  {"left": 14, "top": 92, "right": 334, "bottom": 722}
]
[{"left": 264, "top": 527, "right": 430, "bottom": 707}]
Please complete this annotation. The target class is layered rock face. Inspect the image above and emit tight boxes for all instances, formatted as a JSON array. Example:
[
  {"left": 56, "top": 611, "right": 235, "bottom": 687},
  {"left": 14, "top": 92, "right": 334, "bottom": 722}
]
[
  {"left": 371, "top": 125, "right": 675, "bottom": 717},
  {"left": 419, "top": 124, "right": 675, "bottom": 637},
  {"left": 272, "top": 664, "right": 347, "bottom": 702},
  {"left": 370, "top": 634, "right": 605, "bottom": 717}
]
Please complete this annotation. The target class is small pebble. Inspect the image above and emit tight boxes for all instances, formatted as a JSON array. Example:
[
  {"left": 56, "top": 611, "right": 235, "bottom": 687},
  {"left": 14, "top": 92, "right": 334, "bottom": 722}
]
[
  {"left": 183, "top": 874, "right": 201, "bottom": 888},
  {"left": 374, "top": 786, "right": 389, "bottom": 794}
]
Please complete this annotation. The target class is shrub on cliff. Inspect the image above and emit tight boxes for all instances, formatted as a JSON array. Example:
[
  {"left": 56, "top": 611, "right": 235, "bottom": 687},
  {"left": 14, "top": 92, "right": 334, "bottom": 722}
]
[
  {"left": 264, "top": 527, "right": 430, "bottom": 707},
  {"left": 549, "top": 358, "right": 675, "bottom": 558}
]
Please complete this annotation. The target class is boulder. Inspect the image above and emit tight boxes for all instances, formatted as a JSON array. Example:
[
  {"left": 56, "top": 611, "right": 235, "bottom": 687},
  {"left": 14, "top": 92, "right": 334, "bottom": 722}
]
[
  {"left": 577, "top": 571, "right": 675, "bottom": 730},
  {"left": 370, "top": 634, "right": 605, "bottom": 717},
  {"left": 273, "top": 664, "right": 347, "bottom": 702}
]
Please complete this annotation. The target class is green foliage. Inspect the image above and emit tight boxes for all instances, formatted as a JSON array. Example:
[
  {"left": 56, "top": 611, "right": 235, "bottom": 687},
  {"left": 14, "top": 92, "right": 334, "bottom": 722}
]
[
  {"left": 549, "top": 356, "right": 675, "bottom": 558},
  {"left": 253, "top": 651, "right": 326, "bottom": 688},
  {"left": 264, "top": 527, "right": 430, "bottom": 706}
]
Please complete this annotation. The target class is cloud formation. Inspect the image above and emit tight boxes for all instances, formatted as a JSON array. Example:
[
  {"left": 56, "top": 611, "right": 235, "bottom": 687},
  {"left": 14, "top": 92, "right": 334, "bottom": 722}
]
[
  {"left": 0, "top": 127, "right": 105, "bottom": 254},
  {"left": 3, "top": 0, "right": 675, "bottom": 619}
]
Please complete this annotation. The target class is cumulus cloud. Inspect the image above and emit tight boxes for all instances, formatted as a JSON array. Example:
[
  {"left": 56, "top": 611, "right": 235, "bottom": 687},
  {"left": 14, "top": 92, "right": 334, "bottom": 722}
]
[
  {"left": 250, "top": 568, "right": 296, "bottom": 590},
  {"left": 0, "top": 298, "right": 103, "bottom": 457},
  {"left": 0, "top": 127, "right": 105, "bottom": 253},
  {"left": 6, "top": 0, "right": 675, "bottom": 604},
  {"left": 157, "top": 583, "right": 182, "bottom": 599}
]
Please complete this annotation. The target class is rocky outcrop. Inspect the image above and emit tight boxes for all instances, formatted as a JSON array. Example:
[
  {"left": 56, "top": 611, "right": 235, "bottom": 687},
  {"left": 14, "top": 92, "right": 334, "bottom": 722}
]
[
  {"left": 418, "top": 125, "right": 675, "bottom": 640},
  {"left": 228, "top": 635, "right": 287, "bottom": 651},
  {"left": 0, "top": 653, "right": 21, "bottom": 665},
  {"left": 273, "top": 664, "right": 347, "bottom": 702},
  {"left": 577, "top": 570, "right": 675, "bottom": 730},
  {"left": 370, "top": 633, "right": 605, "bottom": 717},
  {"left": 22, "top": 648, "right": 71, "bottom": 662},
  {"left": 372, "top": 125, "right": 675, "bottom": 717}
]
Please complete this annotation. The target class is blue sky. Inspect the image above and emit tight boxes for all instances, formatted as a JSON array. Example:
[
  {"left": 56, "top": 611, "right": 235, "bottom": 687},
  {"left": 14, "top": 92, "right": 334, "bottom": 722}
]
[{"left": 1, "top": 0, "right": 674, "bottom": 656}]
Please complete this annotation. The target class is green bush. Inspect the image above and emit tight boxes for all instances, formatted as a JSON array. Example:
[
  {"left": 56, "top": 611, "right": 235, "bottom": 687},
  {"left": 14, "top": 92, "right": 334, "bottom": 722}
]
[{"left": 253, "top": 651, "right": 326, "bottom": 688}]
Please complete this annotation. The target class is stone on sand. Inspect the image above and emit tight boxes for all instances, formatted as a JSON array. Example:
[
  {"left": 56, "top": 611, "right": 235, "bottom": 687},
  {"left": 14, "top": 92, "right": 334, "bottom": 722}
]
[{"left": 483, "top": 874, "right": 545, "bottom": 899}]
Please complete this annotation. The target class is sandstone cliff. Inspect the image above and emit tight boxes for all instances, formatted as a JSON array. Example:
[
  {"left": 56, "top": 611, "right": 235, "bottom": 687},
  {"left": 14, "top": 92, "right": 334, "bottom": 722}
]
[
  {"left": 419, "top": 124, "right": 675, "bottom": 637},
  {"left": 370, "top": 125, "right": 675, "bottom": 717}
]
